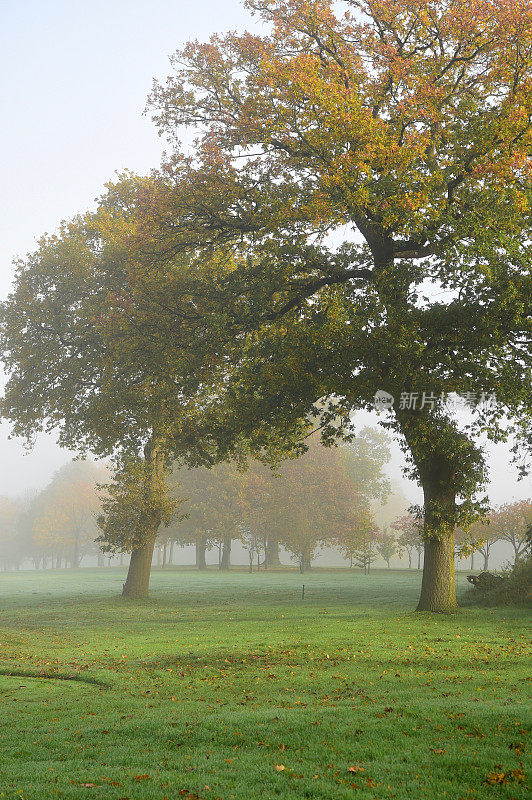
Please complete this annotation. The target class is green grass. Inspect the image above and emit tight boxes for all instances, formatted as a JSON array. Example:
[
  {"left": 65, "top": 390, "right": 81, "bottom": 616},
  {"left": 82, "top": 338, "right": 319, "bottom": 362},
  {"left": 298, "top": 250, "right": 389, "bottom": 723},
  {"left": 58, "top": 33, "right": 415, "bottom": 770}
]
[{"left": 0, "top": 568, "right": 529, "bottom": 800}]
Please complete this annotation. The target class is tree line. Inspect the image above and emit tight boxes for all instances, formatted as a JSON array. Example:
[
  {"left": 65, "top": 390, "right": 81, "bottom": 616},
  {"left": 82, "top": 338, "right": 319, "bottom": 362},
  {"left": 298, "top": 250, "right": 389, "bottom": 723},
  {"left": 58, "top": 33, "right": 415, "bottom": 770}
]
[{"left": 1, "top": 446, "right": 529, "bottom": 575}]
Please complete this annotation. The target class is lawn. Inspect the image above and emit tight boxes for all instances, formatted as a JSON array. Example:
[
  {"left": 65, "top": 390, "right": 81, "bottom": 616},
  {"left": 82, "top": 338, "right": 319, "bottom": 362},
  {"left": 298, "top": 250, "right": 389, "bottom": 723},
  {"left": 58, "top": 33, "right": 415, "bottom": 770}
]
[{"left": 0, "top": 568, "right": 529, "bottom": 800}]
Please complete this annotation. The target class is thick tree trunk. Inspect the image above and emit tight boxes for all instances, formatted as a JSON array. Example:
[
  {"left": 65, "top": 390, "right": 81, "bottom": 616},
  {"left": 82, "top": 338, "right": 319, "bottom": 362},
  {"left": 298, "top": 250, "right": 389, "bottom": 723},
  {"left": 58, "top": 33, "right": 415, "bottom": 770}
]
[
  {"left": 266, "top": 537, "right": 281, "bottom": 567},
  {"left": 416, "top": 533, "right": 457, "bottom": 612},
  {"left": 122, "top": 433, "right": 167, "bottom": 599},
  {"left": 196, "top": 538, "right": 207, "bottom": 570},
  {"left": 220, "top": 536, "right": 232, "bottom": 570},
  {"left": 416, "top": 482, "right": 458, "bottom": 613},
  {"left": 122, "top": 531, "right": 158, "bottom": 598}
]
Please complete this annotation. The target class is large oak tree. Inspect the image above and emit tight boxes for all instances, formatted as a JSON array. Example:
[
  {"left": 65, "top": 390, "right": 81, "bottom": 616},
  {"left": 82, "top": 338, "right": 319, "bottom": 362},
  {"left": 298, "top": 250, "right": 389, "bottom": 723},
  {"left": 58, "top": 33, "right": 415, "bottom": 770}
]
[{"left": 141, "top": 0, "right": 532, "bottom": 611}]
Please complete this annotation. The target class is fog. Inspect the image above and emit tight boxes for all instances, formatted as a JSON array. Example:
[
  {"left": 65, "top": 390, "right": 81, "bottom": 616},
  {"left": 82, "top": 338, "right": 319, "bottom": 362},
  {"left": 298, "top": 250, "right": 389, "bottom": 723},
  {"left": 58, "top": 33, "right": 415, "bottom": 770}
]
[{"left": 1, "top": 0, "right": 530, "bottom": 533}]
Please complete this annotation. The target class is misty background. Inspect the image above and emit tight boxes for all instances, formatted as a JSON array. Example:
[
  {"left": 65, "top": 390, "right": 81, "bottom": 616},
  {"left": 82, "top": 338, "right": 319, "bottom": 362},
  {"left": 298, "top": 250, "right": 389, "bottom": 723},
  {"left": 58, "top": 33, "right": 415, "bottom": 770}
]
[{"left": 1, "top": 0, "right": 530, "bottom": 569}]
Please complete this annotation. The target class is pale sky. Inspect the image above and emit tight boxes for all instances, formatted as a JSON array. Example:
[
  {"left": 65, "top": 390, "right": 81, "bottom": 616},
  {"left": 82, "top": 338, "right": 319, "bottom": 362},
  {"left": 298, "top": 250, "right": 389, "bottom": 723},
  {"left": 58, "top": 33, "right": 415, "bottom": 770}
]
[{"left": 0, "top": 0, "right": 530, "bottom": 506}]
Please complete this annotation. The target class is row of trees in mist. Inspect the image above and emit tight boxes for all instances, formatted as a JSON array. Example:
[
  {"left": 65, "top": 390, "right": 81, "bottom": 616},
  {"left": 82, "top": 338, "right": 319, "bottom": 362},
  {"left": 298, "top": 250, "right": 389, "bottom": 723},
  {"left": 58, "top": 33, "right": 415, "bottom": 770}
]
[
  {"left": 1, "top": 438, "right": 529, "bottom": 574},
  {"left": 0, "top": 461, "right": 105, "bottom": 570},
  {"left": 0, "top": 429, "right": 394, "bottom": 573}
]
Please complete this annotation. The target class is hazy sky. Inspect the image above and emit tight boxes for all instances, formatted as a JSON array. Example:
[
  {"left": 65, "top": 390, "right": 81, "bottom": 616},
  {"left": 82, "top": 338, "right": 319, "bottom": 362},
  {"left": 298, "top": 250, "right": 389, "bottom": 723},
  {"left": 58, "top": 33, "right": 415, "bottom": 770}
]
[{"left": 0, "top": 0, "right": 530, "bottom": 505}]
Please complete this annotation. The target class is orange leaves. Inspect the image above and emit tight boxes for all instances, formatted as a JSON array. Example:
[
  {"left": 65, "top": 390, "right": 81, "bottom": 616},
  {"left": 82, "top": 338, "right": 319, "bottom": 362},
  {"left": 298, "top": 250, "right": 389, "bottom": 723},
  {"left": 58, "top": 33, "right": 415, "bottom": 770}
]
[
  {"left": 483, "top": 763, "right": 526, "bottom": 786},
  {"left": 178, "top": 790, "right": 205, "bottom": 800}
]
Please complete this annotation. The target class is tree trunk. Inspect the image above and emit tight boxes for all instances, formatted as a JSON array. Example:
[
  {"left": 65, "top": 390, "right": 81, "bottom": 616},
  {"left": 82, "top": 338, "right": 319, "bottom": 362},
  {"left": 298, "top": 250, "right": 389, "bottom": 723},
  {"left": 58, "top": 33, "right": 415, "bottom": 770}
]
[
  {"left": 196, "top": 537, "right": 207, "bottom": 570},
  {"left": 122, "top": 433, "right": 167, "bottom": 599},
  {"left": 417, "top": 548, "right": 421, "bottom": 570},
  {"left": 302, "top": 554, "right": 312, "bottom": 572},
  {"left": 220, "top": 536, "right": 232, "bottom": 570},
  {"left": 169, "top": 540, "right": 175, "bottom": 565},
  {"left": 266, "top": 537, "right": 281, "bottom": 567},
  {"left": 97, "top": 552, "right": 105, "bottom": 568},
  {"left": 122, "top": 532, "right": 158, "bottom": 599},
  {"left": 416, "top": 482, "right": 458, "bottom": 613},
  {"left": 416, "top": 534, "right": 457, "bottom": 612},
  {"left": 470, "top": 552, "right": 475, "bottom": 571},
  {"left": 483, "top": 550, "right": 489, "bottom": 571}
]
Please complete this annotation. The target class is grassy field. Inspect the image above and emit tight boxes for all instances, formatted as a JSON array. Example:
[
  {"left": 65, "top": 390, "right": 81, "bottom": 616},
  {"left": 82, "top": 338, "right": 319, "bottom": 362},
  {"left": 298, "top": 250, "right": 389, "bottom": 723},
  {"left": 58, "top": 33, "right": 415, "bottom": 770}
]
[{"left": 0, "top": 568, "right": 529, "bottom": 800}]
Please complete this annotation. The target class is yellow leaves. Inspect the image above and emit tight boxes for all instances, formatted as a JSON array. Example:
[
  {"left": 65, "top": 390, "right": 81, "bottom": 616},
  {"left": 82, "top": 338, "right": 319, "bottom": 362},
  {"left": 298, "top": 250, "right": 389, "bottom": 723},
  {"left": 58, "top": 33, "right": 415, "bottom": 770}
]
[
  {"left": 274, "top": 763, "right": 286, "bottom": 771},
  {"left": 483, "top": 763, "right": 526, "bottom": 786},
  {"left": 347, "top": 764, "right": 365, "bottom": 773}
]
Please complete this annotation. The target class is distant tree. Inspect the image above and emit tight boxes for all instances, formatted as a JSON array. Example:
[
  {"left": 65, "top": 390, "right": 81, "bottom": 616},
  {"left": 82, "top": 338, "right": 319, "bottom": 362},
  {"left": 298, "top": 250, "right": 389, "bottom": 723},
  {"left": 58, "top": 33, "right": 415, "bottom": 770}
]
[
  {"left": 239, "top": 523, "right": 265, "bottom": 572},
  {"left": 338, "top": 428, "right": 391, "bottom": 503},
  {"left": 392, "top": 514, "right": 424, "bottom": 570},
  {"left": 0, "top": 496, "right": 22, "bottom": 570},
  {"left": 376, "top": 528, "right": 397, "bottom": 569},
  {"left": 335, "top": 506, "right": 377, "bottom": 569},
  {"left": 352, "top": 529, "right": 379, "bottom": 575},
  {"left": 489, "top": 500, "right": 532, "bottom": 563},
  {"left": 168, "top": 462, "right": 246, "bottom": 570},
  {"left": 271, "top": 437, "right": 373, "bottom": 572},
  {"left": 454, "top": 516, "right": 499, "bottom": 571}
]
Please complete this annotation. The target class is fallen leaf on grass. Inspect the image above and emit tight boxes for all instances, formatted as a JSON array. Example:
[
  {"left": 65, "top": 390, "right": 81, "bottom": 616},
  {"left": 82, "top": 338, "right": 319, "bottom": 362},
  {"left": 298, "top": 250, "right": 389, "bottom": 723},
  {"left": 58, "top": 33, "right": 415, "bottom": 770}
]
[
  {"left": 274, "top": 764, "right": 286, "bottom": 772},
  {"left": 348, "top": 764, "right": 365, "bottom": 773},
  {"left": 431, "top": 748, "right": 446, "bottom": 755},
  {"left": 70, "top": 783, "right": 101, "bottom": 789},
  {"left": 483, "top": 763, "right": 526, "bottom": 786},
  {"left": 132, "top": 774, "right": 150, "bottom": 781}
]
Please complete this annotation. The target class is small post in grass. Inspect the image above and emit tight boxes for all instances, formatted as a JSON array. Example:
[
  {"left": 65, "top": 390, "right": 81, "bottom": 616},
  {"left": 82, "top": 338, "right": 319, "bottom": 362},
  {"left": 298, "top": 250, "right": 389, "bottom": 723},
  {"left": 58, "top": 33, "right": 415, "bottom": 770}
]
[{"left": 302, "top": 584, "right": 305, "bottom": 600}]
